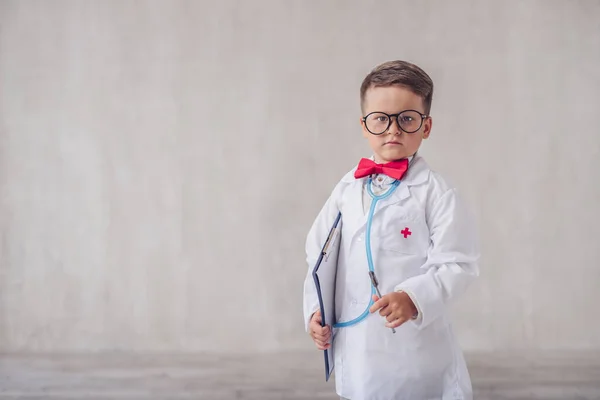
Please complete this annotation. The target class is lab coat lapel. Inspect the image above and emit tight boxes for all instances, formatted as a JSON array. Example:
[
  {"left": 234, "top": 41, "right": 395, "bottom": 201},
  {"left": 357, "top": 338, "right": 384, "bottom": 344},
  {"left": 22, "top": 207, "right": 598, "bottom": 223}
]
[{"left": 343, "top": 179, "right": 369, "bottom": 239}]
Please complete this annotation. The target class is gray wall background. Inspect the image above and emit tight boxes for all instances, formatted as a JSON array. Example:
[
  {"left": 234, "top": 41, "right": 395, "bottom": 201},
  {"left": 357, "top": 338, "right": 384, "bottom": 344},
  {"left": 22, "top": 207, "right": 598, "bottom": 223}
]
[{"left": 1, "top": 0, "right": 599, "bottom": 354}]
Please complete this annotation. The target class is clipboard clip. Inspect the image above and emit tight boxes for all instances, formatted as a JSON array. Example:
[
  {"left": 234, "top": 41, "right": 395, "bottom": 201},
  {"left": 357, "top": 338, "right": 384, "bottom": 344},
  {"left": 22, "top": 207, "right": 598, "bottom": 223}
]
[{"left": 322, "top": 226, "right": 340, "bottom": 261}]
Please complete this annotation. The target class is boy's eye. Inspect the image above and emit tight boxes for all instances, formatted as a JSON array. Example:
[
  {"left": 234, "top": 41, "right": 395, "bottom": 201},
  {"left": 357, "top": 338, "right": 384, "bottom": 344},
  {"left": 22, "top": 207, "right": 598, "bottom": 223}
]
[
  {"left": 376, "top": 116, "right": 389, "bottom": 122},
  {"left": 400, "top": 116, "right": 414, "bottom": 123}
]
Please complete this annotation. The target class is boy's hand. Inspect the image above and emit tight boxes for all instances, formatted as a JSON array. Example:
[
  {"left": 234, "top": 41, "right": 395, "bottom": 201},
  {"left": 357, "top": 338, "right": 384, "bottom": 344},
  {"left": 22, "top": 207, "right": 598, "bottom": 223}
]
[
  {"left": 369, "top": 292, "right": 418, "bottom": 329},
  {"left": 309, "top": 310, "right": 331, "bottom": 350}
]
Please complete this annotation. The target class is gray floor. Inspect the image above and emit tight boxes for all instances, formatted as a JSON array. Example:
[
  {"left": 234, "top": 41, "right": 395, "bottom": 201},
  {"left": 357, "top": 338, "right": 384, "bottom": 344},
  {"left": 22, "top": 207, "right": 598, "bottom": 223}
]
[{"left": 1, "top": 351, "right": 599, "bottom": 399}]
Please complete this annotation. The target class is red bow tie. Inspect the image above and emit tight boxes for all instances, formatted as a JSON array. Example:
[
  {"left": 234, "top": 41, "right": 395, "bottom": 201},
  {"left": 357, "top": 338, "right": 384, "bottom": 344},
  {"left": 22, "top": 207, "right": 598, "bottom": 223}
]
[{"left": 354, "top": 158, "right": 409, "bottom": 180}]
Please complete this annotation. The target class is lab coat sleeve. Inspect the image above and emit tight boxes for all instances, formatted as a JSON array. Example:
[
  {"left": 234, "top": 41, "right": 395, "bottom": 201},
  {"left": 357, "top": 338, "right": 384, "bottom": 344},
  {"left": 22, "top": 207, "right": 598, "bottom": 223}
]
[
  {"left": 395, "top": 188, "right": 479, "bottom": 330},
  {"left": 302, "top": 182, "right": 344, "bottom": 332}
]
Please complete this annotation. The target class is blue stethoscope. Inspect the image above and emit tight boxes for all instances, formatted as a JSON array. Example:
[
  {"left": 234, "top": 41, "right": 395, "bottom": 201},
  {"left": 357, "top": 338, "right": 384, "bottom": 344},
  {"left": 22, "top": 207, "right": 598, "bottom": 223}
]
[{"left": 333, "top": 177, "right": 401, "bottom": 329}]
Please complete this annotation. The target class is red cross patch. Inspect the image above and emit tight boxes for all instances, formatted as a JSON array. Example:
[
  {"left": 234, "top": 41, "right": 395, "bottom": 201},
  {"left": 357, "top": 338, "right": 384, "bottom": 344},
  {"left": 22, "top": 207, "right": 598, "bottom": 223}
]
[{"left": 401, "top": 227, "right": 412, "bottom": 238}]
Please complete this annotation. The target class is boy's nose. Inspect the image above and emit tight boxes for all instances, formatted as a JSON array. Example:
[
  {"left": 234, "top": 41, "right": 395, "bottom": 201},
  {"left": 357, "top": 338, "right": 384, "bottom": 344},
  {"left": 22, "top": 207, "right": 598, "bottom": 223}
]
[{"left": 388, "top": 118, "right": 402, "bottom": 135}]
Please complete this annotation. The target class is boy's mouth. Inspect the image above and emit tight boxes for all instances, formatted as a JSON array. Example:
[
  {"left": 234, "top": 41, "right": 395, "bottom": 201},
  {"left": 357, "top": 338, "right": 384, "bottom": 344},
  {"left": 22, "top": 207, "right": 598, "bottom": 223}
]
[{"left": 385, "top": 141, "right": 402, "bottom": 145}]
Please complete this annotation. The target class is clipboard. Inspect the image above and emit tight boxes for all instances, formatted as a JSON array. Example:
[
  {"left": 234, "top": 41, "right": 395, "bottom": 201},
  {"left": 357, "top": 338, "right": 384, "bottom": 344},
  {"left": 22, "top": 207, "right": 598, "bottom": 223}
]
[{"left": 311, "top": 211, "right": 342, "bottom": 382}]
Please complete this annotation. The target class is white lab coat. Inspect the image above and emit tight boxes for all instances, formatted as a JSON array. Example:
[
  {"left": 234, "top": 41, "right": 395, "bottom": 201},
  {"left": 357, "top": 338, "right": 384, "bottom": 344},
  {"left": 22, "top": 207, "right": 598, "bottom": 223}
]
[{"left": 303, "top": 155, "right": 479, "bottom": 400}]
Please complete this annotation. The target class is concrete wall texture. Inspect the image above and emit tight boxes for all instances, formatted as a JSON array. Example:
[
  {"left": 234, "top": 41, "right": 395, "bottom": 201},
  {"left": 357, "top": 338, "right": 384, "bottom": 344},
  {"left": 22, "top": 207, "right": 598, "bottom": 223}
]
[{"left": 0, "top": 0, "right": 599, "bottom": 354}]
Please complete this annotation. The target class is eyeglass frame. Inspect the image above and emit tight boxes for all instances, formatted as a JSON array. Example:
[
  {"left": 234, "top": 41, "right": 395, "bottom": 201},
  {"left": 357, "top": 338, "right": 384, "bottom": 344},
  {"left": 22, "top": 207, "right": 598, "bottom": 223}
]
[{"left": 361, "top": 110, "right": 429, "bottom": 135}]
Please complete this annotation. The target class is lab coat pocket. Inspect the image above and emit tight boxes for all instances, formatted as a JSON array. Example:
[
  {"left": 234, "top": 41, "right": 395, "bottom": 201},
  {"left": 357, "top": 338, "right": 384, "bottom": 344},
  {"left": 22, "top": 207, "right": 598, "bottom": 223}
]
[{"left": 379, "top": 211, "right": 429, "bottom": 256}]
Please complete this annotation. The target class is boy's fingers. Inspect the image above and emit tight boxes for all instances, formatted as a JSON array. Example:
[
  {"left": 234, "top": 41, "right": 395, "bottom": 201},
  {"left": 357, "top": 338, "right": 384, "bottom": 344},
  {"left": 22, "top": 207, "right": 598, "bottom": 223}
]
[
  {"left": 310, "top": 317, "right": 332, "bottom": 350},
  {"left": 369, "top": 296, "right": 389, "bottom": 313},
  {"left": 314, "top": 334, "right": 332, "bottom": 349},
  {"left": 311, "top": 331, "right": 331, "bottom": 342},
  {"left": 386, "top": 316, "right": 408, "bottom": 329},
  {"left": 310, "top": 324, "right": 330, "bottom": 335},
  {"left": 313, "top": 330, "right": 331, "bottom": 340},
  {"left": 312, "top": 311, "right": 322, "bottom": 324},
  {"left": 386, "top": 312, "right": 397, "bottom": 322},
  {"left": 310, "top": 326, "right": 331, "bottom": 338},
  {"left": 379, "top": 305, "right": 392, "bottom": 317},
  {"left": 316, "top": 342, "right": 331, "bottom": 350}
]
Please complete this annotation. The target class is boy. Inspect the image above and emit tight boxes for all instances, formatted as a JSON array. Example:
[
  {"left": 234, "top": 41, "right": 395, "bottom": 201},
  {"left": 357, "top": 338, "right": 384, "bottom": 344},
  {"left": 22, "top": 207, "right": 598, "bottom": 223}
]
[{"left": 302, "top": 60, "right": 479, "bottom": 400}]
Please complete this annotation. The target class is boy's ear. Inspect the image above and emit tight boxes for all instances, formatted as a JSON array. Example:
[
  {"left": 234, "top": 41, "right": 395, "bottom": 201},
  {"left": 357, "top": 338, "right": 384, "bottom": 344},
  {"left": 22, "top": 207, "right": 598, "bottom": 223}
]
[
  {"left": 360, "top": 117, "right": 369, "bottom": 138},
  {"left": 422, "top": 117, "right": 432, "bottom": 139}
]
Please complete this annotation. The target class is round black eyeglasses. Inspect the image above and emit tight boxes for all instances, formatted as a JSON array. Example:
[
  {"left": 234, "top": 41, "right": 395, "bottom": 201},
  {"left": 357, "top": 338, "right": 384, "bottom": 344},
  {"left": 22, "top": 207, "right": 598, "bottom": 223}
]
[{"left": 362, "top": 110, "right": 428, "bottom": 135}]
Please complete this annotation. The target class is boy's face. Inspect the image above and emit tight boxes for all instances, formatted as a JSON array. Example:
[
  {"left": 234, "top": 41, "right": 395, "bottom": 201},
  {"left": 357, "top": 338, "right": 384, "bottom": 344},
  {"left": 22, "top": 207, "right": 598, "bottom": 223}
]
[{"left": 360, "top": 85, "right": 432, "bottom": 163}]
